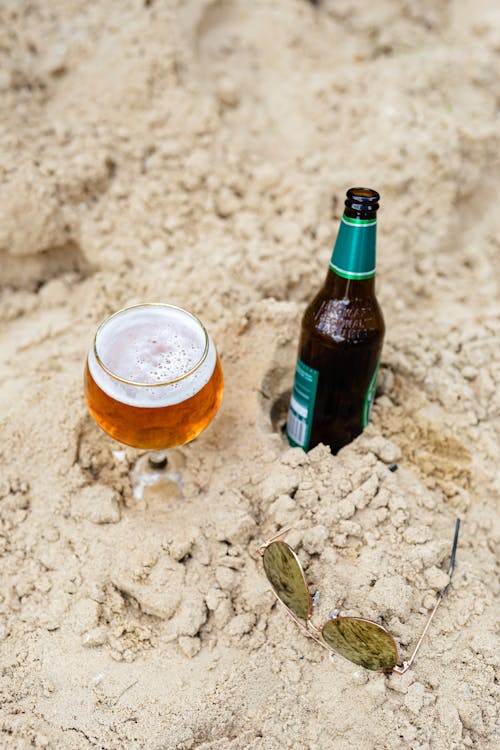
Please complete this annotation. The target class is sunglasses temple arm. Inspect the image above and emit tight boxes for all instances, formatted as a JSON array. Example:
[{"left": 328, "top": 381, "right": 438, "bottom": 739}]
[
  {"left": 442, "top": 518, "right": 461, "bottom": 594},
  {"left": 396, "top": 519, "right": 461, "bottom": 674},
  {"left": 399, "top": 593, "right": 444, "bottom": 672}
]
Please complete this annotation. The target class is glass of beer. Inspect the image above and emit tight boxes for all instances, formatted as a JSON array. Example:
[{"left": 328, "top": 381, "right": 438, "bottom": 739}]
[{"left": 84, "top": 303, "right": 224, "bottom": 474}]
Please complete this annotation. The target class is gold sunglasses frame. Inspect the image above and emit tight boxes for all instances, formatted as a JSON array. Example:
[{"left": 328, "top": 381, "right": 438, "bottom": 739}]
[{"left": 258, "top": 519, "right": 461, "bottom": 674}]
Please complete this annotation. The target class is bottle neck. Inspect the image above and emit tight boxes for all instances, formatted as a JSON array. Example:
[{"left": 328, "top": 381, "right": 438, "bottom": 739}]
[
  {"left": 329, "top": 213, "right": 377, "bottom": 285},
  {"left": 323, "top": 269, "right": 375, "bottom": 298}
]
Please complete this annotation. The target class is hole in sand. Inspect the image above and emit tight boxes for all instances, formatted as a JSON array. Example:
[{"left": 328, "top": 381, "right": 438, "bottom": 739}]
[
  {"left": 257, "top": 360, "right": 294, "bottom": 441},
  {"left": 270, "top": 388, "right": 291, "bottom": 435}
]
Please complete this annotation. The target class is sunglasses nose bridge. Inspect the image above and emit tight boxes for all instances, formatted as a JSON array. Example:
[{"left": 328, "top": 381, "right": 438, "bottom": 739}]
[{"left": 307, "top": 621, "right": 322, "bottom": 637}]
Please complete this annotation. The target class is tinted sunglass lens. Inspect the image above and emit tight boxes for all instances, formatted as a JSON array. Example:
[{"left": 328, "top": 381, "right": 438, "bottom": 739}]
[
  {"left": 263, "top": 541, "right": 311, "bottom": 620},
  {"left": 322, "top": 617, "right": 398, "bottom": 672}
]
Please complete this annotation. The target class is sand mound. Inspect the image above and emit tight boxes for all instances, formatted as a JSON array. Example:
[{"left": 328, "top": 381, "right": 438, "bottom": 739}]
[{"left": 1, "top": 1, "right": 498, "bottom": 748}]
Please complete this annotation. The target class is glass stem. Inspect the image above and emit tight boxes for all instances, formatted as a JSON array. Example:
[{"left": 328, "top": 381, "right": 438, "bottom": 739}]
[{"left": 148, "top": 451, "right": 168, "bottom": 469}]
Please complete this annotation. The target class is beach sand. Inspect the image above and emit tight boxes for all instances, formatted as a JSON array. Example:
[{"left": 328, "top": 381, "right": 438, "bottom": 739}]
[{"left": 0, "top": 1, "right": 499, "bottom": 748}]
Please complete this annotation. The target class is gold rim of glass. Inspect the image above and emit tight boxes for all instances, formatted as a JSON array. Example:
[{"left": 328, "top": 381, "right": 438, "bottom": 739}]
[{"left": 92, "top": 302, "right": 210, "bottom": 388}]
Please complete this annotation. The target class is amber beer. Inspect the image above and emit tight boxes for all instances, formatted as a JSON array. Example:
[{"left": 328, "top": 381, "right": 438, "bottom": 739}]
[
  {"left": 286, "top": 188, "right": 385, "bottom": 454},
  {"left": 84, "top": 304, "right": 224, "bottom": 450}
]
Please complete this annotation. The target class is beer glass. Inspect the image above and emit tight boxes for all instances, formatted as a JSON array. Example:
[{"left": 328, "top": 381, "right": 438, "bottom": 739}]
[{"left": 84, "top": 303, "right": 224, "bottom": 487}]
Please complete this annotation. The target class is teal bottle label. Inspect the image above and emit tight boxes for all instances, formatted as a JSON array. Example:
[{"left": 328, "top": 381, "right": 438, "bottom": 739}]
[
  {"left": 362, "top": 362, "right": 380, "bottom": 428},
  {"left": 286, "top": 359, "right": 319, "bottom": 451},
  {"left": 329, "top": 215, "right": 377, "bottom": 280}
]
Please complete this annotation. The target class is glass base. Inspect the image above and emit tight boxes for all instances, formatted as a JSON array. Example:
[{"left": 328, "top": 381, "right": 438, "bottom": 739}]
[{"left": 130, "top": 450, "right": 184, "bottom": 501}]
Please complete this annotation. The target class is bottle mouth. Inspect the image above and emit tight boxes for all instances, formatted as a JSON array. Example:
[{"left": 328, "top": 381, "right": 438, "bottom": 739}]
[{"left": 345, "top": 188, "right": 380, "bottom": 214}]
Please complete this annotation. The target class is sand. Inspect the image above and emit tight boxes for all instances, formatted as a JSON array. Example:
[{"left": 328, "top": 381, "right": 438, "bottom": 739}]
[{"left": 0, "top": 1, "right": 499, "bottom": 748}]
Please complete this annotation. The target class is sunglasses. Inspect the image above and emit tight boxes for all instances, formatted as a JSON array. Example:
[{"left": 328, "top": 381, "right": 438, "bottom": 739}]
[{"left": 258, "top": 519, "right": 460, "bottom": 674}]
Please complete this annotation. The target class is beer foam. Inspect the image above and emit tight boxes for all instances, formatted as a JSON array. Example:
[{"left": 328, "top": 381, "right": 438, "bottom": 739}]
[{"left": 88, "top": 305, "right": 217, "bottom": 407}]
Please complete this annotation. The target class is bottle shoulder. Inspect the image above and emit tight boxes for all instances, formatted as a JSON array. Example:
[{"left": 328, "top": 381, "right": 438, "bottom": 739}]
[{"left": 302, "top": 290, "right": 385, "bottom": 345}]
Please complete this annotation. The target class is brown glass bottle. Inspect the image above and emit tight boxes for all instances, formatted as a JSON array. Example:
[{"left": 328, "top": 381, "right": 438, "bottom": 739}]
[{"left": 286, "top": 188, "right": 385, "bottom": 454}]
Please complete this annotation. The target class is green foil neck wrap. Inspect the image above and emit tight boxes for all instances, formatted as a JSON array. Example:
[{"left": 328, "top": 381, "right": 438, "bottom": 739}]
[{"left": 329, "top": 215, "right": 377, "bottom": 280}]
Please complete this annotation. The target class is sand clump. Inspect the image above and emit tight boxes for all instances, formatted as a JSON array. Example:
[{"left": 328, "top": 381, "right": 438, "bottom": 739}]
[{"left": 1, "top": 1, "right": 499, "bottom": 748}]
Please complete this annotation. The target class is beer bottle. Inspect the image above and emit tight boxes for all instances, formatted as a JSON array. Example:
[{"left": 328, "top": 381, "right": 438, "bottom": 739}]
[{"left": 286, "top": 187, "right": 385, "bottom": 454}]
